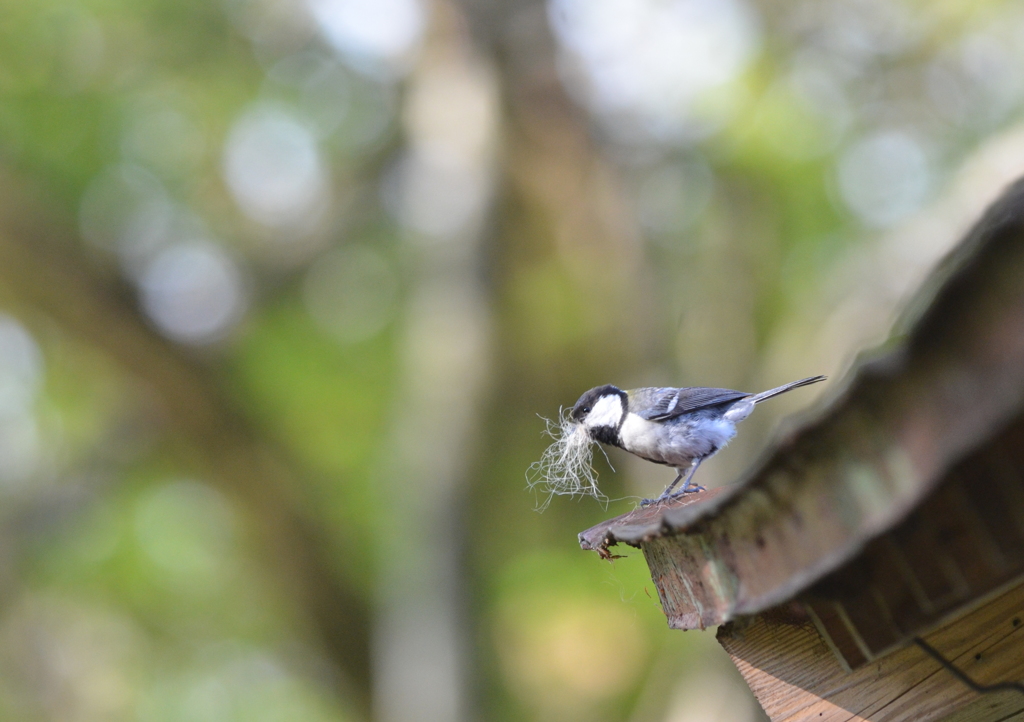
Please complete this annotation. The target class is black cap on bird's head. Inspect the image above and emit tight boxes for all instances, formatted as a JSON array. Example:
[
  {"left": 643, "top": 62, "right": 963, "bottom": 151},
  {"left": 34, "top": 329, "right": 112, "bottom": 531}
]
[{"left": 571, "top": 385, "right": 627, "bottom": 439}]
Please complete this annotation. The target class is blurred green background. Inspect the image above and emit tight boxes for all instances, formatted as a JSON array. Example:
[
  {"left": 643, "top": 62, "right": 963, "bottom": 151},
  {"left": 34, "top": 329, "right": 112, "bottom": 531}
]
[{"left": 2, "top": 0, "right": 1024, "bottom": 720}]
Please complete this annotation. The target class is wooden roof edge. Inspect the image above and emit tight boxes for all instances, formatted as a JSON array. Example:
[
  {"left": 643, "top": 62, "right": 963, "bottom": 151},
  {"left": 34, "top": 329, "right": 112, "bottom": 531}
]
[
  {"left": 580, "top": 176, "right": 1024, "bottom": 627},
  {"left": 578, "top": 486, "right": 737, "bottom": 557}
]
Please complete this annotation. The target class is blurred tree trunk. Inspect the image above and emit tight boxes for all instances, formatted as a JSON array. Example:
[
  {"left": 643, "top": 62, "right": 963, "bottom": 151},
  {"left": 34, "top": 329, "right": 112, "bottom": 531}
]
[
  {"left": 454, "top": 1, "right": 660, "bottom": 718},
  {"left": 460, "top": 0, "right": 656, "bottom": 380},
  {"left": 370, "top": 5, "right": 497, "bottom": 722}
]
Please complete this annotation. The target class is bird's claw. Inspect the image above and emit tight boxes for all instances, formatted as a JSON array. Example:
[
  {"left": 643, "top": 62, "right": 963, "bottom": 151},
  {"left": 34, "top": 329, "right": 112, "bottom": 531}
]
[{"left": 639, "top": 484, "right": 706, "bottom": 506}]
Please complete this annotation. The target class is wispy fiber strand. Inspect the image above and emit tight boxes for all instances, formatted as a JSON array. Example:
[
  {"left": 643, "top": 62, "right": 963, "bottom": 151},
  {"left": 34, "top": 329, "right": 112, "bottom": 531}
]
[{"left": 527, "top": 410, "right": 609, "bottom": 511}]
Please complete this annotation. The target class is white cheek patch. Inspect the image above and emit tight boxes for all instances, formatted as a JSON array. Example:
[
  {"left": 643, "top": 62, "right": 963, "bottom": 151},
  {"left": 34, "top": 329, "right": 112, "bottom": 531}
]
[{"left": 587, "top": 394, "right": 623, "bottom": 428}]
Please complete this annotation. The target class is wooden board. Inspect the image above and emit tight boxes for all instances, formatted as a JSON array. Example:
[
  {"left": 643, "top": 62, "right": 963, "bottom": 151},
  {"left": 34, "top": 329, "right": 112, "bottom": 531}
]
[
  {"left": 802, "top": 436, "right": 1024, "bottom": 669},
  {"left": 717, "top": 581, "right": 1024, "bottom": 722}
]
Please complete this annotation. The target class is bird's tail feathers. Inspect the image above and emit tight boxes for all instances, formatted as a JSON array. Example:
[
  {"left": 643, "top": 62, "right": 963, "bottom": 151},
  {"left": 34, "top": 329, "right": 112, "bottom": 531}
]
[{"left": 750, "top": 375, "right": 827, "bottom": 404}]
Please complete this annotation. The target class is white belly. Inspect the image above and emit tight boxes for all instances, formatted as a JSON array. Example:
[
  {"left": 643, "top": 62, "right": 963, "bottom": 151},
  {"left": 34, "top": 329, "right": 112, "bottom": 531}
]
[{"left": 618, "top": 412, "right": 737, "bottom": 467}]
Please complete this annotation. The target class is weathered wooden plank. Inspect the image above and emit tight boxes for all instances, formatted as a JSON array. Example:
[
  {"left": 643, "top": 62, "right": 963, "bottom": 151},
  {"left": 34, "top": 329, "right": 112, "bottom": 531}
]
[
  {"left": 802, "top": 419, "right": 1024, "bottom": 668},
  {"left": 935, "top": 683, "right": 1024, "bottom": 721},
  {"left": 578, "top": 486, "right": 733, "bottom": 559},
  {"left": 718, "top": 581, "right": 1024, "bottom": 722}
]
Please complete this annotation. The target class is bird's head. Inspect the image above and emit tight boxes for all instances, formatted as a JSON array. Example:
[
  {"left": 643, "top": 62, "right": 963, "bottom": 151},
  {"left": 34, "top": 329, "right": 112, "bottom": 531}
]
[
  {"left": 526, "top": 384, "right": 626, "bottom": 509},
  {"left": 571, "top": 385, "right": 627, "bottom": 442}
]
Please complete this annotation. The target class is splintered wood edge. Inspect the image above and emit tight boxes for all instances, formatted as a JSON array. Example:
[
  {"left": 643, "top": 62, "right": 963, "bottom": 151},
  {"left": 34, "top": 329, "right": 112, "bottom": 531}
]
[{"left": 578, "top": 486, "right": 737, "bottom": 557}]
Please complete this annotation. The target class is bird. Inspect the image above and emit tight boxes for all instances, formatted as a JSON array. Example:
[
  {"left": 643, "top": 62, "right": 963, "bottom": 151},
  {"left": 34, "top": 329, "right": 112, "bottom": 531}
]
[{"left": 570, "top": 375, "right": 826, "bottom": 504}]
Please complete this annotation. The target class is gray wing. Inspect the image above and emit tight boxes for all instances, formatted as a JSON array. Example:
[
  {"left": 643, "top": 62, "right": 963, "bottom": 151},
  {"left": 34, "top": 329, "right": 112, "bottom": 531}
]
[{"left": 629, "top": 386, "right": 751, "bottom": 422}]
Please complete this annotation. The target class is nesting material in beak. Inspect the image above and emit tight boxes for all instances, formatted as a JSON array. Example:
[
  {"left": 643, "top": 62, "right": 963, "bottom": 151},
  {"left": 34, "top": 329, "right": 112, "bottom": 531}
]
[{"left": 527, "top": 410, "right": 608, "bottom": 511}]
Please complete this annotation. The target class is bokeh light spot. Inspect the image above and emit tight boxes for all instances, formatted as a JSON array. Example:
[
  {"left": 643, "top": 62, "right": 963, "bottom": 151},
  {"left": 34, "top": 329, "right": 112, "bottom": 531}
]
[
  {"left": 0, "top": 416, "right": 41, "bottom": 488},
  {"left": 80, "top": 164, "right": 169, "bottom": 257},
  {"left": 122, "top": 103, "right": 206, "bottom": 178},
  {"left": 306, "top": 0, "right": 425, "bottom": 76},
  {"left": 139, "top": 242, "right": 247, "bottom": 345},
  {"left": 0, "top": 315, "right": 44, "bottom": 488},
  {"left": 0, "top": 314, "right": 44, "bottom": 419},
  {"left": 384, "top": 153, "right": 491, "bottom": 239},
  {"left": 837, "top": 130, "right": 931, "bottom": 228},
  {"left": 549, "top": 0, "right": 760, "bottom": 141},
  {"left": 134, "top": 480, "right": 237, "bottom": 586},
  {"left": 302, "top": 245, "right": 399, "bottom": 343},
  {"left": 223, "top": 105, "right": 328, "bottom": 230},
  {"left": 495, "top": 594, "right": 649, "bottom": 714},
  {"left": 634, "top": 158, "right": 714, "bottom": 237}
]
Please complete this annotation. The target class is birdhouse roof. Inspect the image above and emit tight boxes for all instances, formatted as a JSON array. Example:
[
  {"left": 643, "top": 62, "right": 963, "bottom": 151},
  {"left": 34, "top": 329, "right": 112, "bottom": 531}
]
[{"left": 581, "top": 178, "right": 1024, "bottom": 651}]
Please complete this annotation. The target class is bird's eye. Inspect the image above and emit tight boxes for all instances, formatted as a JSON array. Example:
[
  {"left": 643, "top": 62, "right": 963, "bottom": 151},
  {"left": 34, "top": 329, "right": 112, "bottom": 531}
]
[{"left": 582, "top": 406, "right": 590, "bottom": 413}]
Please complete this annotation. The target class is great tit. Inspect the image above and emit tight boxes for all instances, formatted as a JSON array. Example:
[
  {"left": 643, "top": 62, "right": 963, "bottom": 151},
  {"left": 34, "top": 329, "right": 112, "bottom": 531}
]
[{"left": 571, "top": 375, "right": 826, "bottom": 504}]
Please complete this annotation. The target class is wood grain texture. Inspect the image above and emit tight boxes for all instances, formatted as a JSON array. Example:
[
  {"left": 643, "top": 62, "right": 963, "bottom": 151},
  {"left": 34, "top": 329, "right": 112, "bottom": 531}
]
[
  {"left": 718, "top": 581, "right": 1024, "bottom": 722},
  {"left": 803, "top": 426, "right": 1024, "bottom": 668}
]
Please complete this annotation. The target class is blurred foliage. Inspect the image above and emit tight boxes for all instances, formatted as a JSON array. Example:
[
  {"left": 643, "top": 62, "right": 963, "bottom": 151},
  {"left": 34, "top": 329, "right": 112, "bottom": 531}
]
[{"left": 1, "top": 0, "right": 1024, "bottom": 720}]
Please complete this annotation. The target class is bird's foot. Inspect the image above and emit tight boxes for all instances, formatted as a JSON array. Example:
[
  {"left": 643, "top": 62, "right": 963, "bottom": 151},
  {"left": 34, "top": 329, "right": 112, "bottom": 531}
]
[
  {"left": 640, "top": 484, "right": 706, "bottom": 506},
  {"left": 660, "top": 485, "right": 706, "bottom": 503},
  {"left": 678, "top": 484, "right": 706, "bottom": 495}
]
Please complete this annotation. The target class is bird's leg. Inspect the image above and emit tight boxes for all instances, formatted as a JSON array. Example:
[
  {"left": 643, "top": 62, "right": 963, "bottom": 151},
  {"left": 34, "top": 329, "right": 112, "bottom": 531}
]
[
  {"left": 673, "top": 458, "right": 706, "bottom": 495},
  {"left": 647, "top": 471, "right": 683, "bottom": 504},
  {"left": 659, "top": 469, "right": 687, "bottom": 499},
  {"left": 640, "top": 470, "right": 683, "bottom": 506},
  {"left": 642, "top": 460, "right": 705, "bottom": 505},
  {"left": 640, "top": 460, "right": 706, "bottom": 505}
]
